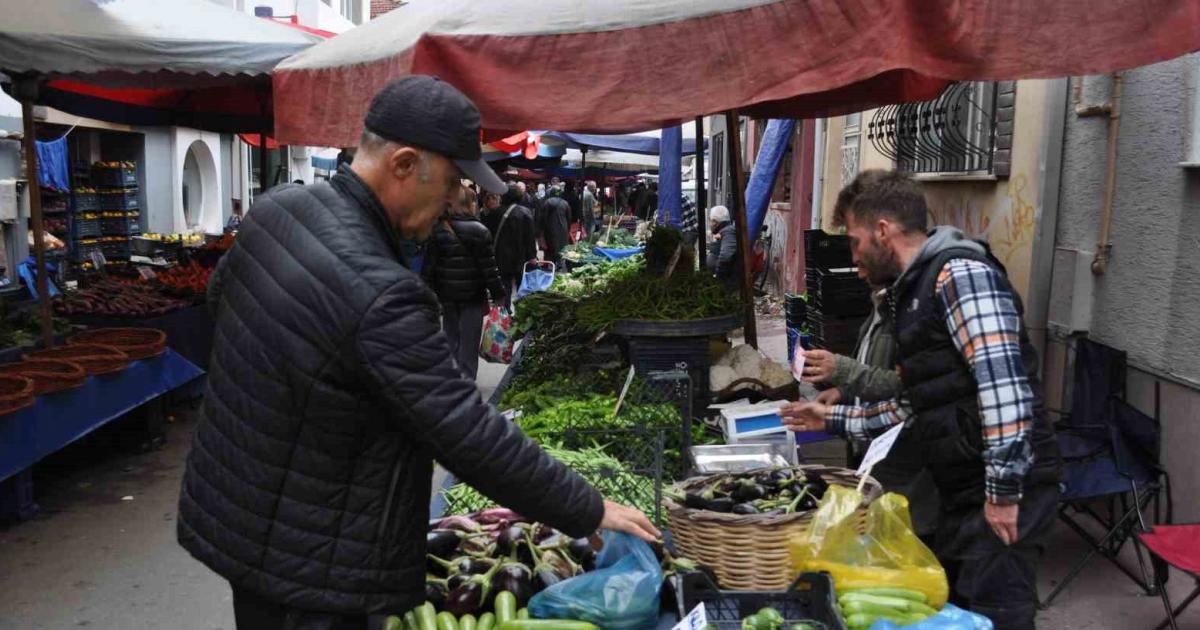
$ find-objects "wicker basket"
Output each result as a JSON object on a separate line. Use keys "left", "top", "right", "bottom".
{"left": 0, "top": 374, "right": 35, "bottom": 416}
{"left": 665, "top": 465, "right": 882, "bottom": 590}
{"left": 27, "top": 344, "right": 130, "bottom": 376}
{"left": 0, "top": 359, "right": 87, "bottom": 395}
{"left": 67, "top": 327, "right": 167, "bottom": 360}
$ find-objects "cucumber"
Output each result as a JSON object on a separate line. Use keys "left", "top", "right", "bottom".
{"left": 840, "top": 587, "right": 928, "bottom": 603}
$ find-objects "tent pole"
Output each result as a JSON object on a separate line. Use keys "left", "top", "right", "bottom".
{"left": 724, "top": 110, "right": 757, "bottom": 348}
{"left": 694, "top": 116, "right": 707, "bottom": 269}
{"left": 18, "top": 85, "right": 54, "bottom": 349}
{"left": 258, "top": 132, "right": 269, "bottom": 198}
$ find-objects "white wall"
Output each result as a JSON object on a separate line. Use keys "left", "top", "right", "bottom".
{"left": 171, "top": 129, "right": 224, "bottom": 234}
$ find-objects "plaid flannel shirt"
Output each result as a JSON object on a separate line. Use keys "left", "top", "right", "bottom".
{"left": 825, "top": 258, "right": 1036, "bottom": 504}
{"left": 680, "top": 196, "right": 700, "bottom": 234}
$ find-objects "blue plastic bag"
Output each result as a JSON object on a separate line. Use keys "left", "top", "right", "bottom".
{"left": 528, "top": 531, "right": 662, "bottom": 630}
{"left": 516, "top": 261, "right": 555, "bottom": 300}
{"left": 869, "top": 604, "right": 994, "bottom": 630}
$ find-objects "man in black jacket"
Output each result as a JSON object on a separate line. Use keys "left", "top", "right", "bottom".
{"left": 482, "top": 185, "right": 537, "bottom": 308}
{"left": 177, "top": 76, "right": 658, "bottom": 629}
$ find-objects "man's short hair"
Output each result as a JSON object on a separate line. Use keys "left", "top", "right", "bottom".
{"left": 501, "top": 183, "right": 524, "bottom": 206}
{"left": 833, "top": 169, "right": 928, "bottom": 234}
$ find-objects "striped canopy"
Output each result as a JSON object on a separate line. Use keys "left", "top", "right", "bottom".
{"left": 273, "top": 0, "right": 1200, "bottom": 147}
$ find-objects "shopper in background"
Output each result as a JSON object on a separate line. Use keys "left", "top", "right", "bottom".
{"left": 582, "top": 181, "right": 599, "bottom": 239}
{"left": 782, "top": 170, "right": 1060, "bottom": 630}
{"left": 541, "top": 185, "right": 572, "bottom": 269}
{"left": 483, "top": 184, "right": 538, "bottom": 307}
{"left": 679, "top": 193, "right": 700, "bottom": 250}
{"left": 178, "top": 76, "right": 658, "bottom": 630}
{"left": 424, "top": 184, "right": 506, "bottom": 380}
{"left": 706, "top": 204, "right": 739, "bottom": 289}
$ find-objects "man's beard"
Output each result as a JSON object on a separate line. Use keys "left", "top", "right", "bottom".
{"left": 860, "top": 236, "right": 902, "bottom": 286}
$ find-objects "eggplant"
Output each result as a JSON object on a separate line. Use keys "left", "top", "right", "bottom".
{"left": 425, "top": 580, "right": 448, "bottom": 608}
{"left": 566, "top": 537, "right": 596, "bottom": 569}
{"left": 496, "top": 524, "right": 527, "bottom": 556}
{"left": 453, "top": 556, "right": 496, "bottom": 576}
{"left": 684, "top": 493, "right": 709, "bottom": 510}
{"left": 427, "top": 529, "right": 461, "bottom": 560}
{"left": 799, "top": 495, "right": 819, "bottom": 511}
{"left": 491, "top": 563, "right": 535, "bottom": 607}
{"left": 804, "top": 473, "right": 830, "bottom": 498}
{"left": 444, "top": 582, "right": 485, "bottom": 617}
{"left": 768, "top": 469, "right": 794, "bottom": 485}
{"left": 731, "top": 483, "right": 767, "bottom": 502}
{"left": 531, "top": 523, "right": 557, "bottom": 543}
{"left": 707, "top": 497, "right": 734, "bottom": 513}
{"left": 448, "top": 573, "right": 470, "bottom": 590}
{"left": 732, "top": 502, "right": 760, "bottom": 515}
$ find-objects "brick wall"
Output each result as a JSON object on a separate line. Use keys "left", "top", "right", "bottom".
{"left": 370, "top": 0, "right": 401, "bottom": 19}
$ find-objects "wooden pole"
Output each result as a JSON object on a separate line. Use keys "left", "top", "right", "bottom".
{"left": 724, "top": 110, "right": 757, "bottom": 347}
{"left": 694, "top": 116, "right": 707, "bottom": 267}
{"left": 17, "top": 85, "right": 54, "bottom": 349}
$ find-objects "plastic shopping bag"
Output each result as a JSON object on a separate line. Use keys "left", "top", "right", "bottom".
{"left": 516, "top": 261, "right": 556, "bottom": 300}
{"left": 528, "top": 531, "right": 662, "bottom": 630}
{"left": 869, "top": 604, "right": 994, "bottom": 630}
{"left": 479, "top": 306, "right": 514, "bottom": 364}
{"left": 789, "top": 485, "right": 949, "bottom": 609}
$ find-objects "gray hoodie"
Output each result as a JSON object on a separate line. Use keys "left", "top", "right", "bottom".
{"left": 893, "top": 226, "right": 987, "bottom": 291}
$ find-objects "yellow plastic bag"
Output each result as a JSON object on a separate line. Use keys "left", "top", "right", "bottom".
{"left": 789, "top": 485, "right": 949, "bottom": 609}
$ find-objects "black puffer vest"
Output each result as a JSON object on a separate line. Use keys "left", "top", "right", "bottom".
{"left": 892, "top": 245, "right": 1060, "bottom": 508}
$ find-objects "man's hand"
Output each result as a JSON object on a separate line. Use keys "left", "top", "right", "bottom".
{"left": 815, "top": 388, "right": 843, "bottom": 406}
{"left": 984, "top": 501, "right": 1020, "bottom": 545}
{"left": 780, "top": 401, "right": 829, "bottom": 433}
{"left": 599, "top": 500, "right": 661, "bottom": 542}
{"left": 801, "top": 350, "right": 836, "bottom": 384}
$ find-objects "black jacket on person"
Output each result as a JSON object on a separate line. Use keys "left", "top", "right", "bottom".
{"left": 424, "top": 217, "right": 506, "bottom": 304}
{"left": 541, "top": 196, "right": 571, "bottom": 260}
{"left": 481, "top": 203, "right": 537, "bottom": 278}
{"left": 707, "top": 220, "right": 740, "bottom": 288}
{"left": 177, "top": 166, "right": 604, "bottom": 616}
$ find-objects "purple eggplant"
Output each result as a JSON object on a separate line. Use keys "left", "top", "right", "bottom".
{"left": 448, "top": 573, "right": 470, "bottom": 590}
{"left": 496, "top": 524, "right": 527, "bottom": 556}
{"left": 566, "top": 537, "right": 596, "bottom": 567}
{"left": 491, "top": 562, "right": 535, "bottom": 607}
{"left": 443, "top": 581, "right": 485, "bottom": 617}
{"left": 427, "top": 529, "right": 461, "bottom": 559}
{"left": 454, "top": 556, "right": 496, "bottom": 576}
{"left": 531, "top": 523, "right": 557, "bottom": 543}
{"left": 425, "top": 579, "right": 448, "bottom": 608}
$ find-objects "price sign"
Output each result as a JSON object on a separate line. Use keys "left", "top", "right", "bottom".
{"left": 671, "top": 603, "right": 709, "bottom": 630}
{"left": 137, "top": 266, "right": 157, "bottom": 281}
{"left": 89, "top": 250, "right": 106, "bottom": 270}
{"left": 856, "top": 422, "right": 905, "bottom": 487}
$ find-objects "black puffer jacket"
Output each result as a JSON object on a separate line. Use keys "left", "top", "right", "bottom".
{"left": 424, "top": 217, "right": 506, "bottom": 303}
{"left": 177, "top": 166, "right": 604, "bottom": 615}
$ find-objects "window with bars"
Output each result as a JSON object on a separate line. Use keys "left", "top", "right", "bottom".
{"left": 867, "top": 81, "right": 1015, "bottom": 176}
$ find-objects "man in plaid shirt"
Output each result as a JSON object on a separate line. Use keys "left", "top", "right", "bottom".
{"left": 784, "top": 171, "right": 1060, "bottom": 630}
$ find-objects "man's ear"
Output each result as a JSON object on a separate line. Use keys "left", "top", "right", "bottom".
{"left": 388, "top": 146, "right": 420, "bottom": 179}
{"left": 876, "top": 218, "right": 891, "bottom": 242}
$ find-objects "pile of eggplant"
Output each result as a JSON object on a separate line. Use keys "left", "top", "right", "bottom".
{"left": 426, "top": 509, "right": 598, "bottom": 617}
{"left": 674, "top": 469, "right": 831, "bottom": 515}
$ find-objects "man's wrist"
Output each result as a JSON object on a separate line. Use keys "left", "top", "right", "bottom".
{"left": 824, "top": 407, "right": 846, "bottom": 436}
{"left": 985, "top": 476, "right": 1024, "bottom": 505}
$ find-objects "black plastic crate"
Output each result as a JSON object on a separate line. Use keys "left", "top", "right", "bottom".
{"left": 674, "top": 572, "right": 846, "bottom": 630}
{"left": 71, "top": 239, "right": 102, "bottom": 263}
{"left": 100, "top": 240, "right": 131, "bottom": 260}
{"left": 70, "top": 216, "right": 102, "bottom": 239}
{"left": 627, "top": 336, "right": 711, "bottom": 373}
{"left": 805, "top": 229, "right": 854, "bottom": 270}
{"left": 72, "top": 191, "right": 100, "bottom": 213}
{"left": 91, "top": 163, "right": 137, "bottom": 188}
{"left": 100, "top": 215, "right": 141, "bottom": 236}
{"left": 98, "top": 189, "right": 139, "bottom": 210}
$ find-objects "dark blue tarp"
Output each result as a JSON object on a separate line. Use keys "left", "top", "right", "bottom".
{"left": 744, "top": 119, "right": 796, "bottom": 241}
{"left": 542, "top": 131, "right": 705, "bottom": 156}
{"left": 657, "top": 125, "right": 682, "bottom": 226}
{"left": 35, "top": 136, "right": 69, "bottom": 192}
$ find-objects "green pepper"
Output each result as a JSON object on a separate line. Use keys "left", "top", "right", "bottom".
{"left": 516, "top": 608, "right": 529, "bottom": 620}
{"left": 383, "top": 616, "right": 404, "bottom": 630}
{"left": 459, "top": 614, "right": 477, "bottom": 630}
{"left": 496, "top": 621, "right": 599, "bottom": 630}
{"left": 494, "top": 591, "right": 517, "bottom": 624}
{"left": 437, "top": 611, "right": 460, "bottom": 630}
{"left": 476, "top": 612, "right": 495, "bottom": 630}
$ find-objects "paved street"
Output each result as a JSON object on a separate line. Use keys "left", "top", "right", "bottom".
{"left": 0, "top": 338, "right": 1195, "bottom": 629}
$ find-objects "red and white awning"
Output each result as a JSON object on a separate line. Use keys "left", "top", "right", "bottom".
{"left": 273, "top": 0, "right": 1200, "bottom": 147}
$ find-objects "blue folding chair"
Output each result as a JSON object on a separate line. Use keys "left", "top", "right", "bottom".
{"left": 1040, "top": 338, "right": 1169, "bottom": 608}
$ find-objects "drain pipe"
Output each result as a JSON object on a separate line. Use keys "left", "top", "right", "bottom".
{"left": 1073, "top": 73, "right": 1124, "bottom": 275}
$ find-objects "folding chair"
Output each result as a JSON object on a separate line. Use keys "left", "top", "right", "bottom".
{"left": 1140, "top": 524, "right": 1200, "bottom": 630}
{"left": 1040, "top": 339, "right": 1168, "bottom": 608}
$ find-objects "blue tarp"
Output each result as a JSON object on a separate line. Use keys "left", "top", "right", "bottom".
{"left": 744, "top": 119, "right": 796, "bottom": 242}
{"left": 311, "top": 155, "right": 338, "bottom": 170}
{"left": 595, "top": 246, "right": 643, "bottom": 260}
{"left": 657, "top": 126, "right": 682, "bottom": 226}
{"left": 34, "top": 137, "right": 70, "bottom": 192}
{"left": 541, "top": 131, "right": 705, "bottom": 156}
{"left": 0, "top": 348, "right": 204, "bottom": 482}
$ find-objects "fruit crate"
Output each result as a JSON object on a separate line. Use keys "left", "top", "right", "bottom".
{"left": 804, "top": 229, "right": 854, "bottom": 270}
{"left": 91, "top": 163, "right": 137, "bottom": 188}
{"left": 100, "top": 214, "right": 141, "bottom": 236}
{"left": 99, "top": 240, "right": 131, "bottom": 260}
{"left": 72, "top": 191, "right": 100, "bottom": 213}
{"left": 71, "top": 238, "right": 102, "bottom": 263}
{"left": 673, "top": 571, "right": 847, "bottom": 630}
{"left": 98, "top": 189, "right": 139, "bottom": 211}
{"left": 70, "top": 216, "right": 102, "bottom": 240}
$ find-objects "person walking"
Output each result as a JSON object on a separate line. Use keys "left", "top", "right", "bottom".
{"left": 541, "top": 187, "right": 571, "bottom": 269}
{"left": 425, "top": 184, "right": 506, "bottom": 379}
{"left": 582, "top": 181, "right": 600, "bottom": 239}
{"left": 783, "top": 170, "right": 1060, "bottom": 630}
{"left": 178, "top": 76, "right": 658, "bottom": 630}
{"left": 481, "top": 184, "right": 537, "bottom": 308}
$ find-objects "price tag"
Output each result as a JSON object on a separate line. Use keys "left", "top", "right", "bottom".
{"left": 671, "top": 603, "right": 709, "bottom": 630}
{"left": 88, "top": 250, "right": 106, "bottom": 270}
{"left": 856, "top": 422, "right": 905, "bottom": 478}
{"left": 137, "top": 266, "right": 157, "bottom": 281}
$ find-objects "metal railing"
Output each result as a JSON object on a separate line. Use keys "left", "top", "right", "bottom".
{"left": 868, "top": 82, "right": 998, "bottom": 174}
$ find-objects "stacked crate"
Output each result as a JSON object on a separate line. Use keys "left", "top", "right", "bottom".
{"left": 803, "top": 230, "right": 871, "bottom": 356}
{"left": 91, "top": 162, "right": 140, "bottom": 263}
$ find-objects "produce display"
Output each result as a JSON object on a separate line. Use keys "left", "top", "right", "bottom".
{"left": 730, "top": 607, "right": 816, "bottom": 630}
{"left": 0, "top": 303, "right": 72, "bottom": 348}
{"left": 669, "top": 469, "right": 830, "bottom": 516}
{"left": 147, "top": 260, "right": 212, "bottom": 297}
{"left": 837, "top": 588, "right": 938, "bottom": 629}
{"left": 140, "top": 232, "right": 205, "bottom": 246}
{"left": 710, "top": 344, "right": 794, "bottom": 392}
{"left": 53, "top": 278, "right": 191, "bottom": 318}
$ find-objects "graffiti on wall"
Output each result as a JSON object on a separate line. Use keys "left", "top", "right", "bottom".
{"left": 924, "top": 174, "right": 1037, "bottom": 293}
